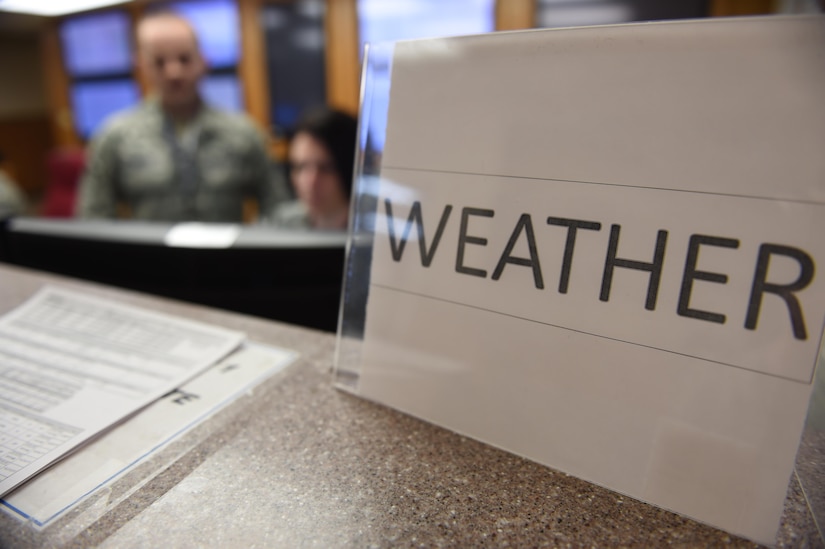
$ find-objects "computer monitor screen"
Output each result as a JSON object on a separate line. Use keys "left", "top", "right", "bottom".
{"left": 201, "top": 74, "right": 244, "bottom": 112}
{"left": 169, "top": 0, "right": 240, "bottom": 68}
{"left": 60, "top": 11, "right": 133, "bottom": 77}
{"left": 70, "top": 79, "right": 140, "bottom": 139}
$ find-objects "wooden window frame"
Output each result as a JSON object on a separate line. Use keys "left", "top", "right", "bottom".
{"left": 45, "top": 0, "right": 764, "bottom": 151}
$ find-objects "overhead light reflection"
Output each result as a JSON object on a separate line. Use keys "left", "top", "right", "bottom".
{"left": 0, "top": 0, "right": 131, "bottom": 17}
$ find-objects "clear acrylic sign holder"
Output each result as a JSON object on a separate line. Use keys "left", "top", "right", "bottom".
{"left": 334, "top": 22, "right": 825, "bottom": 546}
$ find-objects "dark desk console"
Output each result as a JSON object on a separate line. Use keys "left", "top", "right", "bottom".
{"left": 0, "top": 218, "right": 347, "bottom": 332}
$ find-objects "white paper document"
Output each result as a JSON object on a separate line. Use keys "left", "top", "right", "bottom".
{"left": 164, "top": 223, "right": 242, "bottom": 248}
{"left": 1, "top": 342, "right": 296, "bottom": 526}
{"left": 0, "top": 287, "right": 246, "bottom": 497}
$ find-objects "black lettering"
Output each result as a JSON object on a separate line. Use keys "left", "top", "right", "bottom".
{"left": 677, "top": 235, "right": 739, "bottom": 323}
{"left": 456, "top": 207, "right": 494, "bottom": 277}
{"left": 171, "top": 390, "right": 200, "bottom": 405}
{"left": 600, "top": 225, "right": 668, "bottom": 310}
{"left": 491, "top": 214, "right": 544, "bottom": 289}
{"left": 745, "top": 244, "right": 815, "bottom": 340}
{"left": 385, "top": 199, "right": 452, "bottom": 267}
{"left": 547, "top": 217, "right": 602, "bottom": 293}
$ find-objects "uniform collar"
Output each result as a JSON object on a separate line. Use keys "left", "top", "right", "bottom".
{"left": 143, "top": 95, "right": 221, "bottom": 137}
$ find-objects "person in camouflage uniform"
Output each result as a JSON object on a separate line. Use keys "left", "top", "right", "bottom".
{"left": 271, "top": 108, "right": 357, "bottom": 230}
{"left": 0, "top": 171, "right": 25, "bottom": 219}
{"left": 77, "top": 12, "right": 277, "bottom": 222}
{"left": 0, "top": 152, "right": 26, "bottom": 218}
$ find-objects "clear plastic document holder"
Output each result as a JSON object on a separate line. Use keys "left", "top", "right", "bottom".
{"left": 334, "top": 17, "right": 825, "bottom": 546}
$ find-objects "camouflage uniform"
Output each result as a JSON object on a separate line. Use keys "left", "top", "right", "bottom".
{"left": 0, "top": 169, "right": 25, "bottom": 218}
{"left": 77, "top": 99, "right": 280, "bottom": 222}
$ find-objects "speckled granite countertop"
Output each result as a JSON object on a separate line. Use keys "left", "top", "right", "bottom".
{"left": 0, "top": 264, "right": 821, "bottom": 548}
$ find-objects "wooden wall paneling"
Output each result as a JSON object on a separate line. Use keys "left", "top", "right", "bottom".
{"left": 238, "top": 0, "right": 272, "bottom": 133}
{"left": 496, "top": 0, "right": 536, "bottom": 31}
{"left": 40, "top": 20, "right": 80, "bottom": 148}
{"left": 325, "top": 0, "right": 360, "bottom": 116}
{"left": 129, "top": 2, "right": 151, "bottom": 96}
{"left": 0, "top": 116, "right": 53, "bottom": 198}
{"left": 710, "top": 0, "right": 777, "bottom": 15}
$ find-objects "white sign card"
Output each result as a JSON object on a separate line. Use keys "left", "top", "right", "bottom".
{"left": 349, "top": 16, "right": 825, "bottom": 546}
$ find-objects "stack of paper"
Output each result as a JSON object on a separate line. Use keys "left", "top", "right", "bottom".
{"left": 0, "top": 287, "right": 246, "bottom": 498}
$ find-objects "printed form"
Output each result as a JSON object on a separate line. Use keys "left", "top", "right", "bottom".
{"left": 0, "top": 287, "right": 245, "bottom": 496}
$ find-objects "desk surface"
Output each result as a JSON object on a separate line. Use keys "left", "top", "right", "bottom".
{"left": 0, "top": 264, "right": 821, "bottom": 548}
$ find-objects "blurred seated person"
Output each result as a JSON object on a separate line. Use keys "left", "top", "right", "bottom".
{"left": 77, "top": 12, "right": 276, "bottom": 222}
{"left": 271, "top": 108, "right": 357, "bottom": 230}
{"left": 0, "top": 152, "right": 26, "bottom": 218}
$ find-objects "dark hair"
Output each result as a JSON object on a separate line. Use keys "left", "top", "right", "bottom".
{"left": 291, "top": 108, "right": 358, "bottom": 197}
